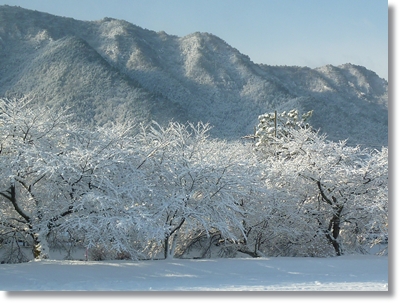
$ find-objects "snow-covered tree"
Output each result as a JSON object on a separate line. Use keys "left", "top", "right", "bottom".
{"left": 257, "top": 124, "right": 388, "bottom": 256}
{"left": 136, "top": 121, "right": 265, "bottom": 259}
{"left": 51, "top": 121, "right": 155, "bottom": 260}
{"left": 0, "top": 98, "right": 152, "bottom": 261}
{"left": 255, "top": 109, "right": 313, "bottom": 155}
{"left": 344, "top": 146, "right": 388, "bottom": 254}
{"left": 0, "top": 97, "right": 74, "bottom": 260}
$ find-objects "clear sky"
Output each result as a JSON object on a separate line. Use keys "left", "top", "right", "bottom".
{"left": 0, "top": 0, "right": 390, "bottom": 80}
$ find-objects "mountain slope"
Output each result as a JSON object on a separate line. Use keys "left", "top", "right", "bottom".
{"left": 0, "top": 5, "right": 388, "bottom": 146}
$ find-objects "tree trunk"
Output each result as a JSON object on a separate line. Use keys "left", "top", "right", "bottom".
{"left": 0, "top": 185, "right": 50, "bottom": 259}
{"left": 316, "top": 182, "right": 344, "bottom": 256}
{"left": 164, "top": 218, "right": 185, "bottom": 259}
{"left": 31, "top": 232, "right": 49, "bottom": 260}
{"left": 325, "top": 233, "right": 342, "bottom": 256}
{"left": 164, "top": 236, "right": 170, "bottom": 259}
{"left": 164, "top": 233, "right": 178, "bottom": 259}
{"left": 326, "top": 208, "right": 343, "bottom": 256}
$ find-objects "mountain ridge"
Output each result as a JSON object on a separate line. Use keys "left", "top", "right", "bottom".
{"left": 0, "top": 5, "right": 388, "bottom": 147}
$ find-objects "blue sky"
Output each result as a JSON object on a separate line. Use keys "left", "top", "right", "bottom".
{"left": 0, "top": 0, "right": 390, "bottom": 80}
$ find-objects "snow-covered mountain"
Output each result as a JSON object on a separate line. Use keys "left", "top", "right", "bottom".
{"left": 0, "top": 5, "right": 388, "bottom": 146}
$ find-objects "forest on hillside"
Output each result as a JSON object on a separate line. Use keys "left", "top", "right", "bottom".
{"left": 0, "top": 5, "right": 389, "bottom": 147}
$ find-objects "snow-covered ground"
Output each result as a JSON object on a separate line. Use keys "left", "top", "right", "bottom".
{"left": 0, "top": 255, "right": 388, "bottom": 291}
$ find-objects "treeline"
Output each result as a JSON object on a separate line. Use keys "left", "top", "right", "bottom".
{"left": 0, "top": 98, "right": 388, "bottom": 263}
